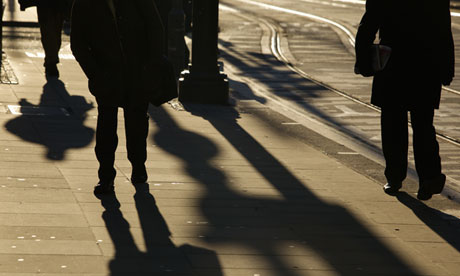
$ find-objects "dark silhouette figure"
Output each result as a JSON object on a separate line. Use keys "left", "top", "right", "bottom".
{"left": 71, "top": 0, "right": 165, "bottom": 194}
{"left": 18, "top": 0, "right": 72, "bottom": 77}
{"left": 355, "top": 0, "right": 455, "bottom": 200}
{"left": 149, "top": 105, "right": 421, "bottom": 275}
{"left": 5, "top": 79, "right": 94, "bottom": 160}
{"left": 98, "top": 184, "right": 222, "bottom": 275}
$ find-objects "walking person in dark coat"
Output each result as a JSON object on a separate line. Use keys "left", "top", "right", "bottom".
{"left": 355, "top": 0, "right": 455, "bottom": 200}
{"left": 71, "top": 0, "right": 165, "bottom": 194}
{"left": 18, "top": 0, "right": 72, "bottom": 78}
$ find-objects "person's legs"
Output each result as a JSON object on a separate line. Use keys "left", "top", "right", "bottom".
{"left": 36, "top": 5, "right": 64, "bottom": 77}
{"left": 123, "top": 103, "right": 149, "bottom": 184}
{"left": 410, "top": 108, "right": 445, "bottom": 200}
{"left": 381, "top": 107, "right": 408, "bottom": 193}
{"left": 95, "top": 105, "right": 119, "bottom": 190}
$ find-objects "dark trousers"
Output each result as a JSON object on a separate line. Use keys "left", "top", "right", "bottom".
{"left": 37, "top": 6, "right": 64, "bottom": 67}
{"left": 381, "top": 107, "right": 441, "bottom": 183}
{"left": 95, "top": 104, "right": 149, "bottom": 182}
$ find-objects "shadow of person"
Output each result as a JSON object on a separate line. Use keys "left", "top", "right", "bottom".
{"left": 396, "top": 192, "right": 460, "bottom": 252}
{"left": 217, "top": 43, "right": 383, "bottom": 154}
{"left": 150, "top": 104, "right": 420, "bottom": 275}
{"left": 98, "top": 183, "right": 223, "bottom": 275}
{"left": 4, "top": 78, "right": 94, "bottom": 160}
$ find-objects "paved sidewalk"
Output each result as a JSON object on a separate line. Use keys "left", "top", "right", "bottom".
{"left": 2, "top": 1, "right": 37, "bottom": 23}
{"left": 0, "top": 3, "right": 459, "bottom": 276}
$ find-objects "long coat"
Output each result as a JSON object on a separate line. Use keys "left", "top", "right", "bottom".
{"left": 355, "top": 0, "right": 455, "bottom": 109}
{"left": 70, "top": 0, "right": 165, "bottom": 107}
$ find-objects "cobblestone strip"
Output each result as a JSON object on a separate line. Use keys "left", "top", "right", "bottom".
{"left": 1, "top": 53, "right": 19, "bottom": 84}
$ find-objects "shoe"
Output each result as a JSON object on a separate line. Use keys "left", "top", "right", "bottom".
{"left": 383, "top": 181, "right": 402, "bottom": 195}
{"left": 417, "top": 174, "right": 446, "bottom": 201}
{"left": 131, "top": 165, "right": 148, "bottom": 184}
{"left": 45, "top": 64, "right": 59, "bottom": 78}
{"left": 94, "top": 181, "right": 114, "bottom": 195}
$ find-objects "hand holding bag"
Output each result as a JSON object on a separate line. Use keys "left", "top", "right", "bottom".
{"left": 141, "top": 55, "right": 178, "bottom": 107}
{"left": 355, "top": 44, "right": 392, "bottom": 76}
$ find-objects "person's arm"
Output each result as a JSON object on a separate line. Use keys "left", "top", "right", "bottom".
{"left": 70, "top": 0, "right": 100, "bottom": 80}
{"left": 355, "top": 0, "right": 381, "bottom": 77}
{"left": 441, "top": 0, "right": 455, "bottom": 85}
{"left": 150, "top": 0, "right": 166, "bottom": 56}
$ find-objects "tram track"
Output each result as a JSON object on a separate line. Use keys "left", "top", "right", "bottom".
{"left": 222, "top": 0, "right": 460, "bottom": 148}
{"left": 220, "top": 0, "right": 460, "bottom": 199}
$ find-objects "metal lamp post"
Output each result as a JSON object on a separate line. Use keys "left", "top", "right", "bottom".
{"left": 179, "top": 0, "right": 229, "bottom": 104}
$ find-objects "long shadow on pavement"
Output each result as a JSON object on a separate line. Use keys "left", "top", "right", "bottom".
{"left": 218, "top": 40, "right": 384, "bottom": 162}
{"left": 219, "top": 34, "right": 460, "bottom": 255}
{"left": 150, "top": 104, "right": 420, "bottom": 275}
{"left": 5, "top": 78, "right": 94, "bottom": 160}
{"left": 98, "top": 183, "right": 222, "bottom": 275}
{"left": 397, "top": 192, "right": 460, "bottom": 252}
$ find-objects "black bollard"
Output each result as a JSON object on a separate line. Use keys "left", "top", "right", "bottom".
{"left": 179, "top": 0, "right": 228, "bottom": 104}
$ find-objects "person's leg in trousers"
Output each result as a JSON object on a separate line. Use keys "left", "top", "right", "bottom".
{"left": 410, "top": 108, "right": 441, "bottom": 179}
{"left": 95, "top": 105, "right": 119, "bottom": 184}
{"left": 381, "top": 107, "right": 409, "bottom": 185}
{"left": 410, "top": 108, "right": 445, "bottom": 199}
{"left": 36, "top": 5, "right": 64, "bottom": 77}
{"left": 124, "top": 103, "right": 149, "bottom": 184}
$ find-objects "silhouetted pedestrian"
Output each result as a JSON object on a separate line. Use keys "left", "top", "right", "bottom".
{"left": 355, "top": 0, "right": 455, "bottom": 200}
{"left": 18, "top": 0, "right": 72, "bottom": 78}
{"left": 71, "top": 0, "right": 165, "bottom": 194}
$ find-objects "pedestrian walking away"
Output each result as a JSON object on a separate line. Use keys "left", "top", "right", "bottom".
{"left": 354, "top": 0, "right": 455, "bottom": 200}
{"left": 18, "top": 0, "right": 72, "bottom": 78}
{"left": 71, "top": 0, "right": 166, "bottom": 195}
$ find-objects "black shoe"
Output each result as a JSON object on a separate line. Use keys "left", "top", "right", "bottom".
{"left": 45, "top": 64, "right": 59, "bottom": 78}
{"left": 94, "top": 181, "right": 114, "bottom": 195}
{"left": 417, "top": 174, "right": 446, "bottom": 201}
{"left": 131, "top": 166, "right": 148, "bottom": 184}
{"left": 383, "top": 181, "right": 402, "bottom": 195}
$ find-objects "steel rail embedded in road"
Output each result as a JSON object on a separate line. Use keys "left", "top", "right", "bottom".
{"left": 221, "top": 0, "right": 460, "bottom": 149}
{"left": 232, "top": 0, "right": 357, "bottom": 46}
{"left": 232, "top": 0, "right": 460, "bottom": 96}
{"left": 220, "top": 1, "right": 460, "bottom": 199}
{"left": 226, "top": 0, "right": 460, "bottom": 124}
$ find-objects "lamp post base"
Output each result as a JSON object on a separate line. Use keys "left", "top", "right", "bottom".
{"left": 179, "top": 70, "right": 229, "bottom": 104}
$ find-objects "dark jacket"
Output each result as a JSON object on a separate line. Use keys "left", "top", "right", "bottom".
{"left": 355, "top": 0, "right": 455, "bottom": 109}
{"left": 70, "top": 0, "right": 165, "bottom": 107}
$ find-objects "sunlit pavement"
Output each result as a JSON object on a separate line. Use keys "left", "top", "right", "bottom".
{"left": 0, "top": 1, "right": 459, "bottom": 275}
